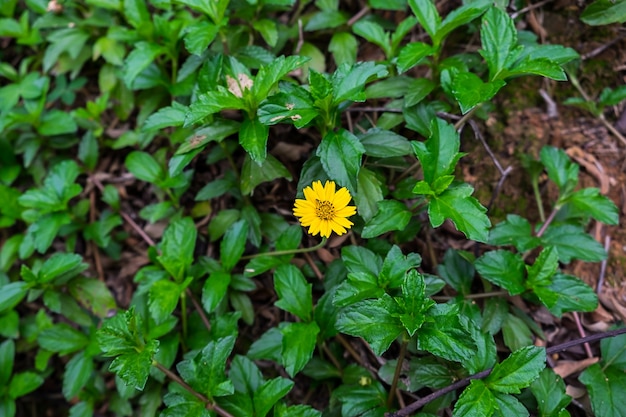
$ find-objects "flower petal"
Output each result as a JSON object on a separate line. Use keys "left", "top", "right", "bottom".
{"left": 311, "top": 181, "right": 325, "bottom": 200}
{"left": 332, "top": 215, "right": 354, "bottom": 228}
{"left": 303, "top": 185, "right": 318, "bottom": 202}
{"left": 308, "top": 217, "right": 321, "bottom": 236}
{"left": 319, "top": 220, "right": 332, "bottom": 238}
{"left": 335, "top": 205, "right": 357, "bottom": 218}
{"left": 329, "top": 220, "right": 347, "bottom": 236}
{"left": 323, "top": 181, "right": 336, "bottom": 202}
{"left": 332, "top": 187, "right": 352, "bottom": 209}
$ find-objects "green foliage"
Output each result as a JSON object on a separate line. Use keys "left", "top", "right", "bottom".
{"left": 0, "top": 0, "right": 621, "bottom": 416}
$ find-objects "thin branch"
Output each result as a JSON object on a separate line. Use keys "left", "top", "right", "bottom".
{"left": 387, "top": 327, "right": 626, "bottom": 417}
{"left": 154, "top": 362, "right": 235, "bottom": 417}
{"left": 535, "top": 208, "right": 558, "bottom": 238}
{"left": 186, "top": 288, "right": 211, "bottom": 332}
{"left": 597, "top": 235, "right": 611, "bottom": 293}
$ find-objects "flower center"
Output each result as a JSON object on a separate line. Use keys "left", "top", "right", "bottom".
{"left": 315, "top": 199, "right": 335, "bottom": 220}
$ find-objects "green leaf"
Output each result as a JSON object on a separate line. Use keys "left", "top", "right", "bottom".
{"left": 342, "top": 245, "right": 382, "bottom": 276}
{"left": 253, "top": 55, "right": 310, "bottom": 101}
{"left": 254, "top": 378, "right": 295, "bottom": 417}
{"left": 304, "top": 10, "right": 348, "bottom": 31}
{"left": 177, "top": 336, "right": 235, "bottom": 399}
{"left": 526, "top": 246, "right": 559, "bottom": 287}
{"left": 485, "top": 346, "right": 546, "bottom": 394}
{"left": 97, "top": 309, "right": 158, "bottom": 390}
{"left": 8, "top": 371, "right": 44, "bottom": 399}
{"left": 202, "top": 271, "right": 231, "bottom": 313}
{"left": 39, "top": 252, "right": 88, "bottom": 284}
{"left": 329, "top": 32, "right": 357, "bottom": 67}
{"left": 489, "top": 214, "right": 540, "bottom": 252}
{"left": 452, "top": 71, "right": 506, "bottom": 114}
{"left": 317, "top": 129, "right": 365, "bottom": 193}
{"left": 63, "top": 351, "right": 94, "bottom": 400}
{"left": 149, "top": 279, "right": 184, "bottom": 323}
{"left": 398, "top": 270, "right": 433, "bottom": 336}
{"left": 580, "top": 363, "right": 626, "bottom": 417}
{"left": 561, "top": 187, "right": 619, "bottom": 224}
{"left": 417, "top": 309, "right": 476, "bottom": 364}
{"left": 123, "top": 0, "right": 149, "bottom": 28}
{"left": 436, "top": 249, "right": 474, "bottom": 295}
{"left": 176, "top": 119, "right": 240, "bottom": 155}
{"left": 397, "top": 41, "right": 435, "bottom": 73}
{"left": 241, "top": 153, "right": 292, "bottom": 195}
{"left": 502, "top": 57, "right": 567, "bottom": 81}
{"left": 257, "top": 84, "right": 317, "bottom": 128}
{"left": 540, "top": 225, "right": 606, "bottom": 263}
{"left": 162, "top": 387, "right": 210, "bottom": 417}
{"left": 122, "top": 42, "right": 165, "bottom": 88}
{"left": 411, "top": 118, "right": 462, "bottom": 185}
{"left": 125, "top": 151, "right": 164, "bottom": 184}
{"left": 229, "top": 355, "right": 263, "bottom": 396}
{"left": 221, "top": 219, "right": 249, "bottom": 271}
{"left": 599, "top": 85, "right": 626, "bottom": 106}
{"left": 185, "top": 88, "right": 245, "bottom": 126}
{"left": 600, "top": 328, "right": 626, "bottom": 369}
{"left": 0, "top": 281, "right": 29, "bottom": 313}
{"left": 540, "top": 146, "right": 578, "bottom": 197}
{"left": 408, "top": 0, "right": 441, "bottom": 41}
{"left": 332, "top": 62, "right": 388, "bottom": 103}
{"left": 475, "top": 250, "right": 526, "bottom": 295}
{"left": 502, "top": 313, "right": 533, "bottom": 352}
{"left": 379, "top": 245, "right": 422, "bottom": 288}
{"left": 530, "top": 368, "right": 572, "bottom": 417}
{"left": 581, "top": 0, "right": 626, "bottom": 25}
{"left": 240, "top": 117, "right": 270, "bottom": 164}
{"left": 333, "top": 378, "right": 387, "bottom": 416}
{"left": 453, "top": 379, "right": 496, "bottom": 417}
{"left": 0, "top": 398, "right": 15, "bottom": 417}
{"left": 354, "top": 167, "right": 384, "bottom": 223}
{"left": 492, "top": 393, "right": 528, "bottom": 417}
{"left": 543, "top": 273, "right": 598, "bottom": 317}
{"left": 479, "top": 7, "right": 517, "bottom": 80}
{"left": 352, "top": 20, "right": 391, "bottom": 58}
{"left": 405, "top": 77, "right": 437, "bottom": 106}
{"left": 518, "top": 44, "right": 579, "bottom": 66}
{"left": 361, "top": 200, "right": 412, "bottom": 238}
{"left": 143, "top": 103, "right": 186, "bottom": 131}
{"left": 157, "top": 217, "right": 197, "bottom": 281}
{"left": 280, "top": 322, "right": 320, "bottom": 377}
{"left": 336, "top": 295, "right": 404, "bottom": 356}
{"left": 0, "top": 339, "right": 15, "bottom": 386}
{"left": 359, "top": 128, "right": 412, "bottom": 158}
{"left": 274, "top": 264, "right": 312, "bottom": 321}
{"left": 38, "top": 323, "right": 89, "bottom": 354}
{"left": 436, "top": 0, "right": 490, "bottom": 45}
{"left": 38, "top": 110, "right": 78, "bottom": 136}
{"left": 183, "top": 21, "right": 218, "bottom": 56}
{"left": 427, "top": 183, "right": 490, "bottom": 243}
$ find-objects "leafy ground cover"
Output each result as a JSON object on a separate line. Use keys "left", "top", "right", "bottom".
{"left": 1, "top": 0, "right": 626, "bottom": 416}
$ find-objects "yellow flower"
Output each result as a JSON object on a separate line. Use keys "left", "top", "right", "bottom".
{"left": 293, "top": 180, "right": 357, "bottom": 238}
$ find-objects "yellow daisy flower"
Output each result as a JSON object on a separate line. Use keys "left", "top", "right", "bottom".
{"left": 293, "top": 180, "right": 357, "bottom": 238}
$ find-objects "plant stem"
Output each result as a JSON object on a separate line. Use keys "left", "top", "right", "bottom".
{"left": 536, "top": 207, "right": 558, "bottom": 237}
{"left": 154, "top": 362, "right": 235, "bottom": 417}
{"left": 387, "top": 339, "right": 408, "bottom": 409}
{"left": 453, "top": 106, "right": 479, "bottom": 131}
{"left": 187, "top": 288, "right": 211, "bottom": 331}
{"left": 181, "top": 290, "right": 188, "bottom": 342}
{"left": 240, "top": 237, "right": 327, "bottom": 260}
{"left": 532, "top": 179, "right": 546, "bottom": 223}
